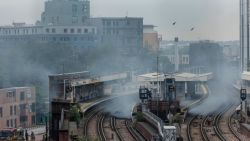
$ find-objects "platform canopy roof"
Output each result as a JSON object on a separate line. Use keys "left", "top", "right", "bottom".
{"left": 137, "top": 72, "right": 213, "bottom": 82}
{"left": 241, "top": 71, "right": 250, "bottom": 81}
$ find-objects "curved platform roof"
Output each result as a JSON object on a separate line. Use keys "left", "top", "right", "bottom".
{"left": 137, "top": 72, "right": 213, "bottom": 82}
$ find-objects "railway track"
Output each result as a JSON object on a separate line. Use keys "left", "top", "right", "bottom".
{"left": 114, "top": 117, "right": 141, "bottom": 141}
{"left": 83, "top": 108, "right": 101, "bottom": 136}
{"left": 187, "top": 115, "right": 209, "bottom": 141}
{"left": 201, "top": 115, "right": 209, "bottom": 141}
{"left": 214, "top": 107, "right": 227, "bottom": 141}
{"left": 228, "top": 111, "right": 241, "bottom": 141}
{"left": 213, "top": 103, "right": 244, "bottom": 141}
{"left": 187, "top": 104, "right": 242, "bottom": 141}
{"left": 84, "top": 108, "right": 143, "bottom": 141}
{"left": 82, "top": 94, "right": 142, "bottom": 141}
{"left": 125, "top": 120, "right": 144, "bottom": 141}
{"left": 84, "top": 109, "right": 103, "bottom": 140}
{"left": 98, "top": 114, "right": 107, "bottom": 141}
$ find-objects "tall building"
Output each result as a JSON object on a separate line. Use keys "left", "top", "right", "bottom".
{"left": 143, "top": 25, "right": 160, "bottom": 51}
{"left": 39, "top": 0, "right": 90, "bottom": 26}
{"left": 240, "top": 0, "right": 250, "bottom": 123}
{"left": 189, "top": 40, "right": 223, "bottom": 74}
{"left": 240, "top": 0, "right": 250, "bottom": 87}
{"left": 88, "top": 17, "right": 143, "bottom": 51}
{"left": 0, "top": 24, "right": 97, "bottom": 48}
{"left": 0, "top": 0, "right": 143, "bottom": 51}
{"left": 240, "top": 0, "right": 250, "bottom": 72}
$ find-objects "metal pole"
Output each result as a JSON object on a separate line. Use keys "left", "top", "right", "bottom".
{"left": 247, "top": 0, "right": 250, "bottom": 71}
{"left": 64, "top": 79, "right": 66, "bottom": 100}
{"left": 240, "top": 0, "right": 244, "bottom": 72}
{"left": 45, "top": 116, "right": 48, "bottom": 141}
{"left": 157, "top": 56, "right": 159, "bottom": 116}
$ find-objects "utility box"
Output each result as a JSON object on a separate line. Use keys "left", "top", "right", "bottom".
{"left": 163, "top": 126, "right": 176, "bottom": 141}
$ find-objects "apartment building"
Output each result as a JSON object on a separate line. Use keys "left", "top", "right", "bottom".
{"left": 0, "top": 87, "right": 36, "bottom": 128}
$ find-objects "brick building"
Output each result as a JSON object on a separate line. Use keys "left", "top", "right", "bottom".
{"left": 143, "top": 25, "right": 160, "bottom": 51}
{"left": 0, "top": 87, "right": 36, "bottom": 129}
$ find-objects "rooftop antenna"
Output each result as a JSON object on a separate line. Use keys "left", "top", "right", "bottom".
{"left": 156, "top": 45, "right": 160, "bottom": 116}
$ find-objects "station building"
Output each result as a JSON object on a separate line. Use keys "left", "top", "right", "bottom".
{"left": 0, "top": 87, "right": 36, "bottom": 129}
{"left": 137, "top": 72, "right": 213, "bottom": 100}
{"left": 137, "top": 72, "right": 212, "bottom": 120}
{"left": 49, "top": 71, "right": 131, "bottom": 140}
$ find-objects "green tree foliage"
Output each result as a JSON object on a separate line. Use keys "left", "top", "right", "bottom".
{"left": 173, "top": 113, "right": 183, "bottom": 124}
{"left": 135, "top": 112, "right": 144, "bottom": 122}
{"left": 70, "top": 105, "right": 81, "bottom": 125}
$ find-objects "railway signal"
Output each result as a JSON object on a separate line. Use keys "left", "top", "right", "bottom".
{"left": 240, "top": 88, "right": 247, "bottom": 101}
{"left": 139, "top": 87, "right": 152, "bottom": 101}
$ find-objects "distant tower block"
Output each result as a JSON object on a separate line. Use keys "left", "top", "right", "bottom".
{"left": 174, "top": 37, "right": 179, "bottom": 72}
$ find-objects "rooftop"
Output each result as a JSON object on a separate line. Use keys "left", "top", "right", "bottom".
{"left": 137, "top": 72, "right": 213, "bottom": 82}
{"left": 0, "top": 87, "right": 32, "bottom": 91}
{"left": 49, "top": 71, "right": 89, "bottom": 77}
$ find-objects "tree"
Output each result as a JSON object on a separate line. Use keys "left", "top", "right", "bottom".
{"left": 70, "top": 105, "right": 81, "bottom": 125}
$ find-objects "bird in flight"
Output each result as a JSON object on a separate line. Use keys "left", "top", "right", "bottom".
{"left": 190, "top": 27, "right": 195, "bottom": 31}
{"left": 172, "top": 22, "right": 176, "bottom": 25}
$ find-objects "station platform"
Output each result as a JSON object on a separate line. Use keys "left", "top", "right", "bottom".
{"left": 79, "top": 95, "right": 110, "bottom": 111}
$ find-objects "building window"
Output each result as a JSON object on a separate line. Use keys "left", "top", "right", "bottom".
{"left": 46, "top": 28, "right": 50, "bottom": 33}
{"left": 72, "top": 4, "right": 77, "bottom": 16}
{"left": 107, "top": 21, "right": 111, "bottom": 26}
{"left": 10, "top": 106, "right": 13, "bottom": 116}
{"left": 6, "top": 120, "right": 9, "bottom": 127}
{"left": 70, "top": 28, "right": 75, "bottom": 33}
{"left": 84, "top": 28, "right": 88, "bottom": 33}
{"left": 82, "top": 4, "right": 86, "bottom": 12}
{"left": 20, "top": 92, "right": 25, "bottom": 101}
{"left": 7, "top": 91, "right": 16, "bottom": 98}
{"left": 10, "top": 119, "right": 13, "bottom": 127}
{"left": 127, "top": 20, "right": 130, "bottom": 25}
{"left": 31, "top": 103, "right": 35, "bottom": 113}
{"left": 52, "top": 28, "right": 56, "bottom": 33}
{"left": 82, "top": 16, "right": 85, "bottom": 23}
{"left": 77, "top": 28, "right": 82, "bottom": 33}
{"left": 20, "top": 116, "right": 27, "bottom": 123}
{"left": 64, "top": 28, "right": 68, "bottom": 33}
{"left": 14, "top": 105, "right": 16, "bottom": 115}
{"left": 0, "top": 107, "right": 2, "bottom": 117}
{"left": 72, "top": 16, "right": 78, "bottom": 24}
{"left": 14, "top": 119, "right": 16, "bottom": 128}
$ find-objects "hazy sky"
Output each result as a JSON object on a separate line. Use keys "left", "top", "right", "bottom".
{"left": 0, "top": 0, "right": 239, "bottom": 41}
